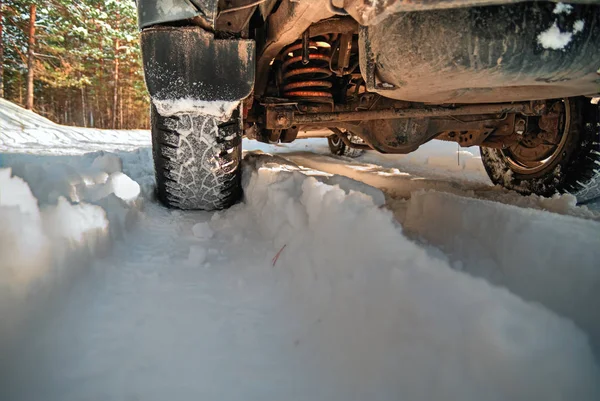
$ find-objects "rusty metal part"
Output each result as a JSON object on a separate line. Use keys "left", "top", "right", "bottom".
{"left": 260, "top": 124, "right": 299, "bottom": 144}
{"left": 263, "top": 99, "right": 533, "bottom": 154}
{"left": 292, "top": 103, "right": 533, "bottom": 126}
{"left": 514, "top": 118, "right": 527, "bottom": 135}
{"left": 302, "top": 29, "right": 310, "bottom": 65}
{"left": 282, "top": 54, "right": 331, "bottom": 71}
{"left": 282, "top": 67, "right": 331, "bottom": 80}
{"left": 305, "top": 16, "right": 358, "bottom": 37}
{"left": 280, "top": 41, "right": 328, "bottom": 58}
{"left": 436, "top": 129, "right": 494, "bottom": 147}
{"left": 281, "top": 38, "right": 333, "bottom": 106}
{"left": 285, "top": 91, "right": 333, "bottom": 98}
{"left": 538, "top": 106, "right": 562, "bottom": 142}
{"left": 280, "top": 126, "right": 300, "bottom": 143}
{"left": 337, "top": 33, "right": 353, "bottom": 74}
{"left": 266, "top": 107, "right": 294, "bottom": 129}
{"left": 331, "top": 122, "right": 405, "bottom": 153}
{"left": 327, "top": 0, "right": 350, "bottom": 15}
{"left": 339, "top": 113, "right": 517, "bottom": 154}
{"left": 268, "top": 128, "right": 282, "bottom": 142}
{"left": 435, "top": 114, "right": 516, "bottom": 147}
{"left": 264, "top": 101, "right": 534, "bottom": 130}
{"left": 283, "top": 81, "right": 332, "bottom": 91}
{"left": 502, "top": 100, "right": 568, "bottom": 171}
{"left": 298, "top": 102, "right": 337, "bottom": 113}
{"left": 256, "top": 6, "right": 356, "bottom": 96}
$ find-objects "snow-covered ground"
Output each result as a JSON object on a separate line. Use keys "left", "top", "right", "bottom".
{"left": 1, "top": 98, "right": 600, "bottom": 400}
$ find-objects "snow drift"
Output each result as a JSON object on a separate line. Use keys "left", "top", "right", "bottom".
{"left": 0, "top": 98, "right": 149, "bottom": 155}
{"left": 0, "top": 149, "right": 147, "bottom": 356}
{"left": 211, "top": 154, "right": 600, "bottom": 400}
{"left": 402, "top": 189, "right": 600, "bottom": 355}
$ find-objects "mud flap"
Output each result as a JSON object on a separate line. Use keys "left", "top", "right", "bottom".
{"left": 140, "top": 26, "right": 255, "bottom": 107}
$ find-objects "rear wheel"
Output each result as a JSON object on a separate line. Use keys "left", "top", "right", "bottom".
{"left": 327, "top": 133, "right": 365, "bottom": 158}
{"left": 480, "top": 97, "right": 600, "bottom": 203}
{"left": 151, "top": 106, "right": 242, "bottom": 210}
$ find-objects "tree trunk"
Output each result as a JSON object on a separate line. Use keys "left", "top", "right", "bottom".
{"left": 81, "top": 86, "right": 87, "bottom": 127}
{"left": 126, "top": 66, "right": 132, "bottom": 129}
{"left": 25, "top": 4, "right": 36, "bottom": 110}
{"left": 112, "top": 38, "right": 119, "bottom": 129}
{"left": 119, "top": 86, "right": 123, "bottom": 129}
{"left": 0, "top": 0, "right": 4, "bottom": 98}
{"left": 95, "top": 90, "right": 100, "bottom": 128}
{"left": 18, "top": 73, "right": 22, "bottom": 104}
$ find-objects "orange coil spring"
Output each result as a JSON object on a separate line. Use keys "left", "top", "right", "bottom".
{"left": 281, "top": 41, "right": 333, "bottom": 105}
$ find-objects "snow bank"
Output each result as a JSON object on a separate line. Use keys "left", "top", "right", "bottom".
{"left": 245, "top": 152, "right": 387, "bottom": 206}
{"left": 211, "top": 154, "right": 600, "bottom": 400}
{"left": 402, "top": 189, "right": 600, "bottom": 356}
{"left": 0, "top": 151, "right": 144, "bottom": 354}
{"left": 0, "top": 99, "right": 150, "bottom": 155}
{"left": 281, "top": 146, "right": 600, "bottom": 221}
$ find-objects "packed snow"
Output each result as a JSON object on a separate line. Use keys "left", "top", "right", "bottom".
{"left": 553, "top": 2, "right": 573, "bottom": 15}
{"left": 152, "top": 97, "right": 240, "bottom": 119}
{"left": 1, "top": 98, "right": 600, "bottom": 400}
{"left": 537, "top": 3, "right": 585, "bottom": 50}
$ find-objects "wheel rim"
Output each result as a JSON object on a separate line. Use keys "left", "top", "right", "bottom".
{"left": 502, "top": 99, "right": 571, "bottom": 175}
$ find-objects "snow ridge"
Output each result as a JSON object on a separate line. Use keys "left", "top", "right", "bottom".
{"left": 210, "top": 154, "right": 600, "bottom": 400}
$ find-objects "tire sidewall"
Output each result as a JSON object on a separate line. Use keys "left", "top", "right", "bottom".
{"left": 328, "top": 135, "right": 346, "bottom": 155}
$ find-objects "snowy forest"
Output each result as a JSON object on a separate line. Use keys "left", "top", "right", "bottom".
{"left": 0, "top": 0, "right": 149, "bottom": 129}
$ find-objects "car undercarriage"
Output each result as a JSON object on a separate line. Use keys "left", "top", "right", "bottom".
{"left": 136, "top": 0, "right": 600, "bottom": 209}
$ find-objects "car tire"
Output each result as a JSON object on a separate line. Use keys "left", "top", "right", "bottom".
{"left": 327, "top": 134, "right": 364, "bottom": 158}
{"left": 151, "top": 105, "right": 242, "bottom": 210}
{"left": 480, "top": 97, "right": 600, "bottom": 203}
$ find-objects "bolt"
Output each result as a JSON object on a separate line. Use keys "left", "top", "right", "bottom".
{"left": 515, "top": 119, "right": 526, "bottom": 135}
{"left": 276, "top": 113, "right": 288, "bottom": 127}
{"left": 531, "top": 100, "right": 546, "bottom": 114}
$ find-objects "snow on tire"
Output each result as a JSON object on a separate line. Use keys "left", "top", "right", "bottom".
{"left": 151, "top": 106, "right": 242, "bottom": 210}
{"left": 480, "top": 97, "right": 600, "bottom": 203}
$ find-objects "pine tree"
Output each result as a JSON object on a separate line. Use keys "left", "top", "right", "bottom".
{"left": 0, "top": 0, "right": 149, "bottom": 128}
{"left": 25, "top": 3, "right": 35, "bottom": 110}
{"left": 0, "top": 0, "right": 5, "bottom": 98}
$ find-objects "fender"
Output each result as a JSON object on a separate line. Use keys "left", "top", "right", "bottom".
{"left": 136, "top": 0, "right": 218, "bottom": 29}
{"left": 140, "top": 26, "right": 255, "bottom": 111}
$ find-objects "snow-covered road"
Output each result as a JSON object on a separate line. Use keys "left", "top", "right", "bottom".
{"left": 1, "top": 99, "right": 600, "bottom": 400}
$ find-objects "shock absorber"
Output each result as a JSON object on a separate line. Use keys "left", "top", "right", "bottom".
{"left": 280, "top": 33, "right": 333, "bottom": 108}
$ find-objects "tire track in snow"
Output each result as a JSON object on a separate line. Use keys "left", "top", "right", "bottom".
{"left": 277, "top": 150, "right": 600, "bottom": 357}
{"left": 402, "top": 190, "right": 600, "bottom": 358}
{"left": 4, "top": 201, "right": 307, "bottom": 401}
{"left": 3, "top": 151, "right": 600, "bottom": 401}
